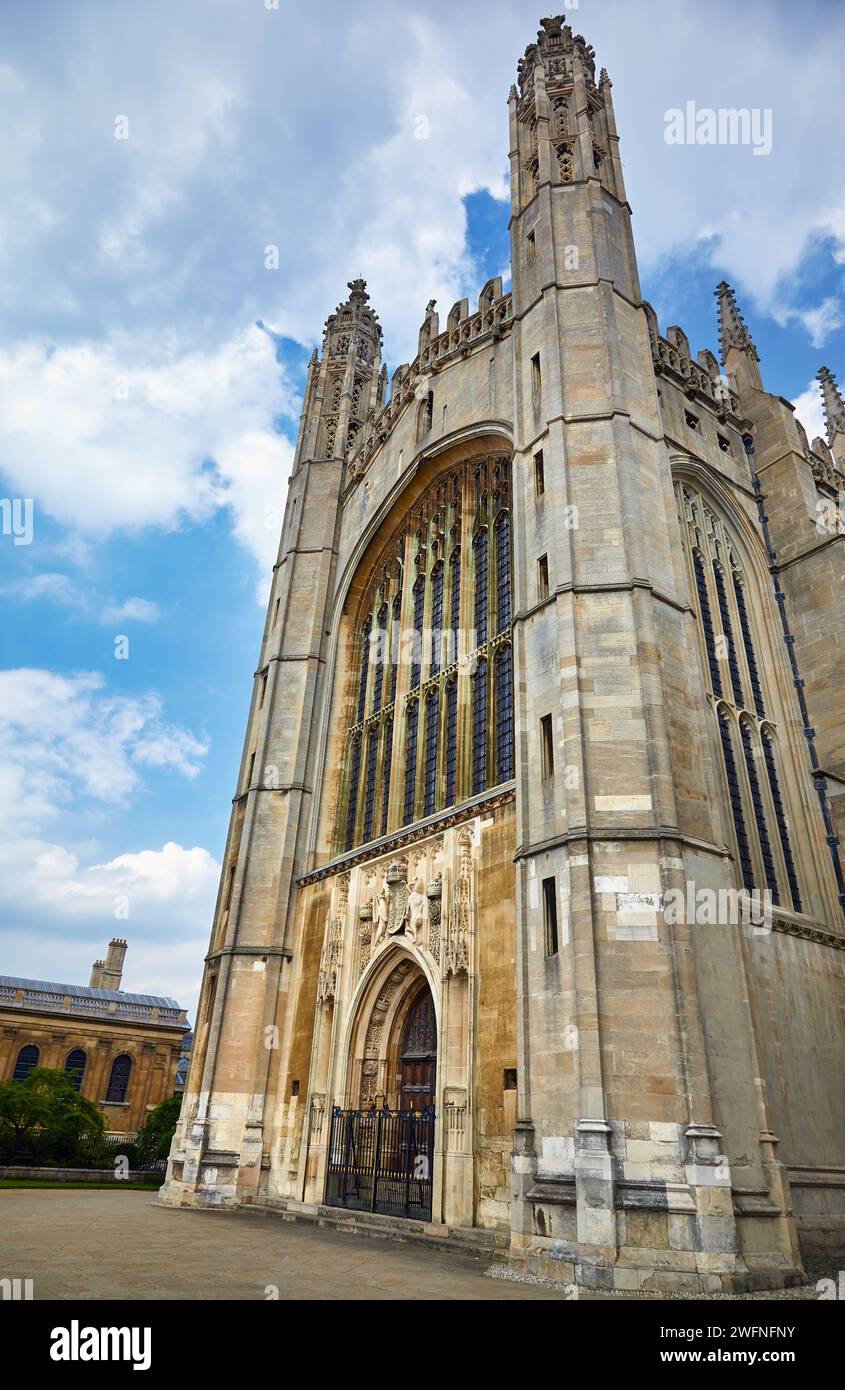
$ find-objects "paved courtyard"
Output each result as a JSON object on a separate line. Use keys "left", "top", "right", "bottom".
{"left": 0, "top": 1190, "right": 577, "bottom": 1301}
{"left": 1, "top": 1190, "right": 824, "bottom": 1301}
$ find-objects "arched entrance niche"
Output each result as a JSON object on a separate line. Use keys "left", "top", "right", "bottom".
{"left": 343, "top": 946, "right": 438, "bottom": 1111}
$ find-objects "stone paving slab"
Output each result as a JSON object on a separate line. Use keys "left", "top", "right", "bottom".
{"left": 0, "top": 1191, "right": 576, "bottom": 1301}
{"left": 0, "top": 1191, "right": 823, "bottom": 1300}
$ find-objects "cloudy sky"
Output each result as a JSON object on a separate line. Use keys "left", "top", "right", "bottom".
{"left": 1, "top": 0, "right": 843, "bottom": 1021}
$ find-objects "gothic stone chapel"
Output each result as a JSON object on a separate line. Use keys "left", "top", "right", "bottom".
{"left": 162, "top": 15, "right": 845, "bottom": 1292}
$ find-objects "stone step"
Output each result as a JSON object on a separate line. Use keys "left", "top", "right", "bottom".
{"left": 239, "top": 1195, "right": 509, "bottom": 1260}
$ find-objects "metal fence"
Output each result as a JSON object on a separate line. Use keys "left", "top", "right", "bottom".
{"left": 325, "top": 1106, "right": 435, "bottom": 1221}
{"left": 0, "top": 1128, "right": 167, "bottom": 1176}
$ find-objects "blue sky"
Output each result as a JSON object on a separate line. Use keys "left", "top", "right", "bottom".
{"left": 1, "top": 0, "right": 843, "bottom": 1021}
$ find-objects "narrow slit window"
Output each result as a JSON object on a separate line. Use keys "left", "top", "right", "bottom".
{"left": 543, "top": 877, "right": 559, "bottom": 956}
{"left": 538, "top": 554, "right": 550, "bottom": 602}
{"left": 527, "top": 229, "right": 537, "bottom": 263}
{"left": 534, "top": 450, "right": 545, "bottom": 497}
{"left": 531, "top": 352, "right": 542, "bottom": 399}
{"left": 541, "top": 714, "right": 554, "bottom": 779}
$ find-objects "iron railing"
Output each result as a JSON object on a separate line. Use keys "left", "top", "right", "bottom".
{"left": 325, "top": 1106, "right": 435, "bottom": 1221}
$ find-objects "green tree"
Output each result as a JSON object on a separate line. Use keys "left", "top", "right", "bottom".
{"left": 133, "top": 1094, "right": 182, "bottom": 1162}
{"left": 0, "top": 1068, "right": 104, "bottom": 1162}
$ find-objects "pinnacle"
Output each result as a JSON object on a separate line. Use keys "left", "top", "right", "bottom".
{"left": 818, "top": 365, "right": 845, "bottom": 444}
{"left": 715, "top": 281, "right": 760, "bottom": 365}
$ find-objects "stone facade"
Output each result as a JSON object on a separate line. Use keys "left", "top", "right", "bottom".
{"left": 161, "top": 15, "right": 845, "bottom": 1291}
{"left": 1, "top": 940, "right": 190, "bottom": 1135}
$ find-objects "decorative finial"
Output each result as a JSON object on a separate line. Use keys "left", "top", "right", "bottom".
{"left": 715, "top": 281, "right": 760, "bottom": 365}
{"left": 347, "top": 277, "right": 369, "bottom": 303}
{"left": 818, "top": 366, "right": 845, "bottom": 444}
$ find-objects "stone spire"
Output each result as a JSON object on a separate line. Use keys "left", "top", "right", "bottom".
{"left": 715, "top": 281, "right": 760, "bottom": 364}
{"left": 818, "top": 366, "right": 845, "bottom": 453}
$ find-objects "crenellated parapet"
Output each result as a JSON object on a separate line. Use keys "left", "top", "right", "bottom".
{"left": 343, "top": 279, "right": 514, "bottom": 489}
{"left": 645, "top": 299, "right": 741, "bottom": 418}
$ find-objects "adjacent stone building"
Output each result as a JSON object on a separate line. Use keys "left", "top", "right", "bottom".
{"left": 162, "top": 15, "right": 845, "bottom": 1291}
{"left": 0, "top": 939, "right": 190, "bottom": 1135}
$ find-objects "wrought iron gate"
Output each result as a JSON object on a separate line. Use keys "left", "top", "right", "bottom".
{"left": 325, "top": 1106, "right": 435, "bottom": 1221}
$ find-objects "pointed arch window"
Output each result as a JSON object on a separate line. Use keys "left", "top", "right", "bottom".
{"left": 718, "top": 710, "right": 754, "bottom": 892}
{"left": 411, "top": 577, "right": 425, "bottom": 689}
{"left": 423, "top": 688, "right": 440, "bottom": 818}
{"left": 449, "top": 546, "right": 461, "bottom": 665}
{"left": 474, "top": 529, "right": 488, "bottom": 647}
{"left": 106, "top": 1054, "right": 132, "bottom": 1104}
{"left": 445, "top": 678, "right": 458, "bottom": 808}
{"left": 403, "top": 701, "right": 419, "bottom": 824}
{"left": 495, "top": 511, "right": 511, "bottom": 634}
{"left": 472, "top": 658, "right": 489, "bottom": 795}
{"left": 389, "top": 593, "right": 401, "bottom": 704}
{"left": 338, "top": 454, "right": 511, "bottom": 852}
{"left": 762, "top": 731, "right": 802, "bottom": 911}
{"left": 13, "top": 1044, "right": 39, "bottom": 1082}
{"left": 362, "top": 725, "right": 379, "bottom": 844}
{"left": 65, "top": 1049, "right": 87, "bottom": 1093}
{"left": 430, "top": 561, "right": 444, "bottom": 675}
{"left": 356, "top": 618, "right": 372, "bottom": 724}
{"left": 495, "top": 644, "right": 514, "bottom": 782}
{"left": 345, "top": 733, "right": 362, "bottom": 849}
{"left": 372, "top": 604, "right": 388, "bottom": 713}
{"left": 380, "top": 714, "right": 393, "bottom": 838}
{"left": 714, "top": 563, "right": 744, "bottom": 708}
{"left": 693, "top": 550, "right": 722, "bottom": 696}
{"left": 734, "top": 576, "right": 765, "bottom": 717}
{"left": 740, "top": 721, "right": 779, "bottom": 901}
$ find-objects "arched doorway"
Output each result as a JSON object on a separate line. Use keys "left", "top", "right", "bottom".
{"left": 397, "top": 985, "right": 437, "bottom": 1110}
{"left": 325, "top": 959, "right": 437, "bottom": 1220}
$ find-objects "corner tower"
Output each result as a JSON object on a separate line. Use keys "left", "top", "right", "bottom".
{"left": 506, "top": 15, "right": 804, "bottom": 1289}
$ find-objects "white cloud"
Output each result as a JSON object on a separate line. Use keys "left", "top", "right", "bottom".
{"left": 0, "top": 669, "right": 217, "bottom": 1019}
{"left": 6, "top": 572, "right": 161, "bottom": 624}
{"left": 792, "top": 378, "right": 826, "bottom": 445}
{"left": 0, "top": 324, "right": 296, "bottom": 583}
{"left": 0, "top": 668, "right": 209, "bottom": 829}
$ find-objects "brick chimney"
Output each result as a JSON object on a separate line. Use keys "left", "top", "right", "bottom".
{"left": 96, "top": 938, "right": 127, "bottom": 992}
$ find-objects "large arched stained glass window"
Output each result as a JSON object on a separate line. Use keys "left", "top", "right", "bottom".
{"left": 678, "top": 482, "right": 805, "bottom": 911}
{"left": 337, "top": 454, "right": 512, "bottom": 853}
